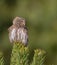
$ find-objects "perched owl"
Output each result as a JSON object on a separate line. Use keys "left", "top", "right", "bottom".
{"left": 8, "top": 17, "right": 28, "bottom": 45}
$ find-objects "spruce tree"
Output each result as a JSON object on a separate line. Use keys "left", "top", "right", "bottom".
{"left": 0, "top": 52, "right": 4, "bottom": 65}
{"left": 31, "top": 49, "right": 46, "bottom": 65}
{"left": 10, "top": 42, "right": 29, "bottom": 65}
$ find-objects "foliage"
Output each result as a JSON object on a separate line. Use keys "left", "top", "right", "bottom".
{"left": 31, "top": 49, "right": 46, "bottom": 65}
{"left": 10, "top": 42, "right": 46, "bottom": 65}
{"left": 10, "top": 42, "right": 29, "bottom": 65}
{"left": 0, "top": 52, "right": 4, "bottom": 65}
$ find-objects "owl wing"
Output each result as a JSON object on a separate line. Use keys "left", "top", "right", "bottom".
{"left": 9, "top": 28, "right": 17, "bottom": 43}
{"left": 21, "top": 28, "right": 28, "bottom": 45}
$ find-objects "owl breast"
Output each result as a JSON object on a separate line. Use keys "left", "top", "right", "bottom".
{"left": 17, "top": 28, "right": 28, "bottom": 45}
{"left": 17, "top": 28, "right": 22, "bottom": 42}
{"left": 9, "top": 28, "right": 16, "bottom": 43}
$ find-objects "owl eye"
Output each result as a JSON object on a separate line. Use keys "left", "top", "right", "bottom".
{"left": 23, "top": 20, "right": 25, "bottom": 25}
{"left": 21, "top": 21, "right": 25, "bottom": 25}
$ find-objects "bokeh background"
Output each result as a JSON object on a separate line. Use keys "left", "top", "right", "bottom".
{"left": 0, "top": 0, "right": 57, "bottom": 65}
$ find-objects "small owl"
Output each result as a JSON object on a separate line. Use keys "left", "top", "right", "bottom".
{"left": 8, "top": 17, "right": 28, "bottom": 45}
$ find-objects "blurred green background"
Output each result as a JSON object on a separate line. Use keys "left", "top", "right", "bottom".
{"left": 0, "top": 0, "right": 57, "bottom": 65}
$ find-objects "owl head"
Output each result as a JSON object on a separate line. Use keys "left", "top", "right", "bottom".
{"left": 13, "top": 17, "right": 25, "bottom": 27}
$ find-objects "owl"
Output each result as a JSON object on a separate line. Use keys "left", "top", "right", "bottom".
{"left": 8, "top": 17, "right": 28, "bottom": 45}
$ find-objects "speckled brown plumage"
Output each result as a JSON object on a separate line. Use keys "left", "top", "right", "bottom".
{"left": 8, "top": 17, "right": 28, "bottom": 45}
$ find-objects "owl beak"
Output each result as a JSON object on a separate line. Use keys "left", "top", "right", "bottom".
{"left": 23, "top": 20, "right": 25, "bottom": 26}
